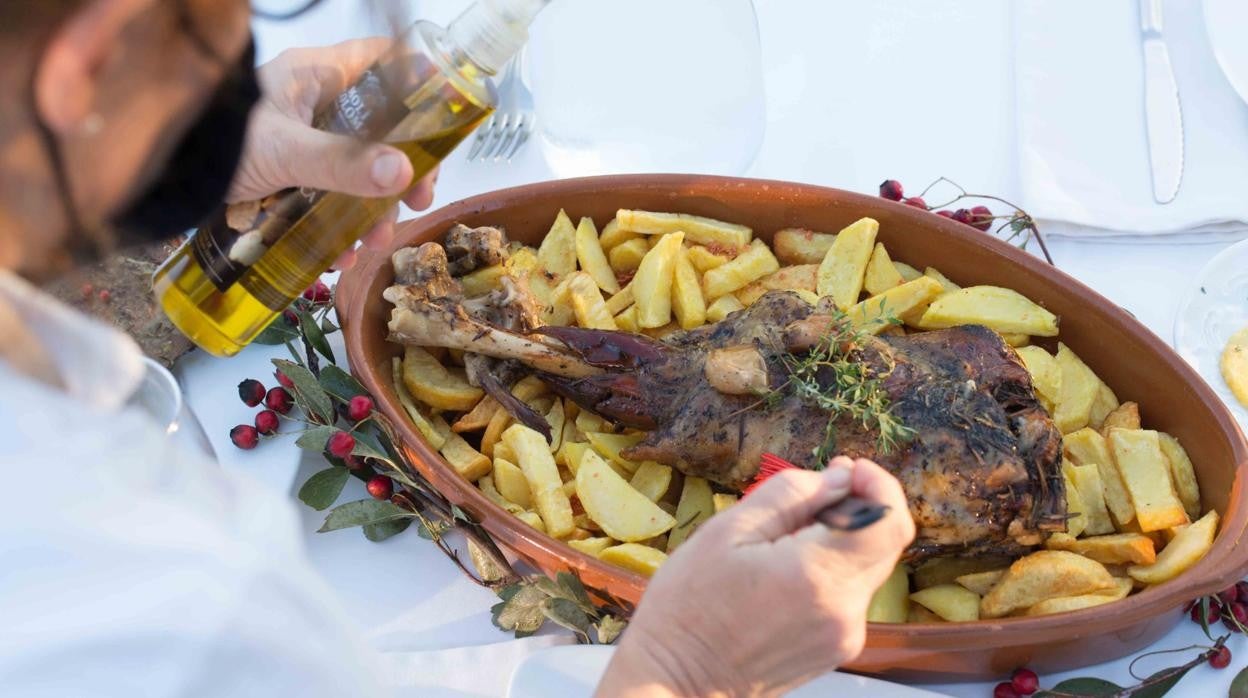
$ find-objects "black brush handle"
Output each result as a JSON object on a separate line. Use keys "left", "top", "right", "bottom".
{"left": 815, "top": 496, "right": 890, "bottom": 531}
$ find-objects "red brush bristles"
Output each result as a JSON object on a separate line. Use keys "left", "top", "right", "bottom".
{"left": 743, "top": 452, "right": 801, "bottom": 496}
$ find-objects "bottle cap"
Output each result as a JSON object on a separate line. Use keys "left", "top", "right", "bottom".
{"left": 448, "top": 0, "right": 550, "bottom": 75}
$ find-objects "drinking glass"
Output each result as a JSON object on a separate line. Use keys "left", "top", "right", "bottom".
{"left": 525, "top": 0, "right": 766, "bottom": 178}
{"left": 125, "top": 357, "right": 218, "bottom": 460}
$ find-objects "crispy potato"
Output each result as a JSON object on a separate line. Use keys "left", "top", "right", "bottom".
{"left": 391, "top": 357, "right": 446, "bottom": 449}
{"left": 493, "top": 458, "right": 533, "bottom": 508}
{"left": 706, "top": 294, "right": 745, "bottom": 323}
{"left": 1016, "top": 346, "right": 1061, "bottom": 411}
{"left": 544, "top": 399, "right": 566, "bottom": 453}
{"left": 617, "top": 209, "right": 752, "bottom": 248}
{"left": 608, "top": 237, "right": 649, "bottom": 274}
{"left": 629, "top": 461, "right": 673, "bottom": 502}
{"left": 493, "top": 438, "right": 517, "bottom": 463}
{"left": 980, "top": 550, "right": 1116, "bottom": 618}
{"left": 585, "top": 432, "right": 646, "bottom": 473}
{"left": 1109, "top": 429, "right": 1189, "bottom": 532}
{"left": 712, "top": 493, "right": 739, "bottom": 512}
{"left": 816, "top": 217, "right": 878, "bottom": 308}
{"left": 515, "top": 510, "right": 546, "bottom": 532}
{"left": 603, "top": 284, "right": 634, "bottom": 316}
{"left": 774, "top": 227, "right": 837, "bottom": 265}
{"left": 598, "top": 217, "right": 638, "bottom": 250}
{"left": 1068, "top": 461, "right": 1115, "bottom": 535}
{"left": 702, "top": 239, "right": 781, "bottom": 300}
{"left": 459, "top": 264, "right": 506, "bottom": 297}
{"left": 733, "top": 265, "right": 818, "bottom": 306}
{"left": 1001, "top": 333, "right": 1031, "bottom": 348}
{"left": 568, "top": 537, "right": 615, "bottom": 556}
{"left": 1063, "top": 468, "right": 1086, "bottom": 538}
{"left": 479, "top": 475, "right": 524, "bottom": 514}
{"left": 672, "top": 246, "right": 707, "bottom": 330}
{"left": 918, "top": 286, "right": 1058, "bottom": 336}
{"left": 862, "top": 243, "right": 905, "bottom": 296}
{"left": 633, "top": 232, "right": 684, "bottom": 327}
{"left": 1158, "top": 432, "right": 1201, "bottom": 520}
{"left": 847, "top": 277, "right": 943, "bottom": 334}
{"left": 667, "top": 476, "right": 713, "bottom": 552}
{"left": 956, "top": 569, "right": 1006, "bottom": 596}
{"left": 911, "top": 584, "right": 980, "bottom": 622}
{"left": 1064, "top": 428, "right": 1134, "bottom": 527}
{"left": 1023, "top": 578, "right": 1134, "bottom": 616}
{"left": 1100, "top": 402, "right": 1141, "bottom": 437}
{"left": 439, "top": 427, "right": 492, "bottom": 481}
{"left": 598, "top": 543, "right": 668, "bottom": 577}
{"left": 557, "top": 441, "right": 591, "bottom": 474}
{"left": 907, "top": 605, "right": 945, "bottom": 623}
{"left": 686, "top": 245, "right": 732, "bottom": 273}
{"left": 923, "top": 267, "right": 961, "bottom": 293}
{"left": 575, "top": 410, "right": 609, "bottom": 435}
{"left": 1053, "top": 344, "right": 1100, "bottom": 434}
{"left": 403, "top": 346, "right": 484, "bottom": 411}
{"left": 576, "top": 450, "right": 677, "bottom": 543}
{"left": 1223, "top": 326, "right": 1248, "bottom": 407}
{"left": 538, "top": 209, "right": 578, "bottom": 278}
{"left": 614, "top": 306, "right": 639, "bottom": 332}
{"left": 1128, "top": 510, "right": 1218, "bottom": 585}
{"left": 503, "top": 424, "right": 575, "bottom": 538}
{"left": 480, "top": 376, "right": 548, "bottom": 457}
{"left": 452, "top": 396, "right": 501, "bottom": 433}
{"left": 893, "top": 261, "right": 922, "bottom": 282}
{"left": 867, "top": 565, "right": 911, "bottom": 623}
{"left": 1045, "top": 532, "right": 1156, "bottom": 565}
{"left": 1088, "top": 382, "right": 1121, "bottom": 429}
{"left": 575, "top": 217, "right": 620, "bottom": 294}
{"left": 541, "top": 275, "right": 575, "bottom": 326}
{"left": 567, "top": 272, "right": 617, "bottom": 330}
{"left": 914, "top": 557, "right": 1014, "bottom": 590}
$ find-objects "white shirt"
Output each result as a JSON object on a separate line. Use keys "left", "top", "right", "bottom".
{"left": 0, "top": 272, "right": 387, "bottom": 697}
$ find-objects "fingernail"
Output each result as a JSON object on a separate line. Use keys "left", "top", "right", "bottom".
{"left": 826, "top": 455, "right": 854, "bottom": 471}
{"left": 824, "top": 466, "right": 852, "bottom": 489}
{"left": 371, "top": 152, "right": 405, "bottom": 190}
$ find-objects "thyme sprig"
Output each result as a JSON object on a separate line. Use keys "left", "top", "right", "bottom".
{"left": 766, "top": 310, "right": 915, "bottom": 463}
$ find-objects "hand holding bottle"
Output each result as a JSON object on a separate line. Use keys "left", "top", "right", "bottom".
{"left": 227, "top": 38, "right": 439, "bottom": 270}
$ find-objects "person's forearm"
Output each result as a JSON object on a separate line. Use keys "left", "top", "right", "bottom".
{"left": 595, "top": 625, "right": 754, "bottom": 698}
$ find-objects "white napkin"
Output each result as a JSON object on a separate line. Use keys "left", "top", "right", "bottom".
{"left": 375, "top": 636, "right": 573, "bottom": 698}
{"left": 1014, "top": 0, "right": 1248, "bottom": 238}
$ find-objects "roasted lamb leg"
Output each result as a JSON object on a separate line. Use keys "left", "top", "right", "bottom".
{"left": 385, "top": 252, "right": 1065, "bottom": 562}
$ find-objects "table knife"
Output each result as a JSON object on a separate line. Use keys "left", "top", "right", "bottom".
{"left": 1139, "top": 0, "right": 1185, "bottom": 204}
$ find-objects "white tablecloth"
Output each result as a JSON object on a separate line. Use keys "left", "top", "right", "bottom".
{"left": 179, "top": 1, "right": 1248, "bottom": 696}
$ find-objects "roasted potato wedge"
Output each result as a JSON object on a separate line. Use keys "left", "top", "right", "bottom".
{"left": 597, "top": 217, "right": 638, "bottom": 250}
{"left": 706, "top": 294, "right": 745, "bottom": 323}
{"left": 1023, "top": 578, "right": 1133, "bottom": 617}
{"left": 1222, "top": 326, "right": 1248, "bottom": 408}
{"left": 863, "top": 243, "right": 905, "bottom": 296}
{"left": 1063, "top": 467, "right": 1086, "bottom": 538}
{"left": 911, "top": 584, "right": 980, "bottom": 622}
{"left": 671, "top": 246, "right": 707, "bottom": 329}
{"left": 955, "top": 569, "right": 1006, "bottom": 596}
{"left": 576, "top": 450, "right": 677, "bottom": 543}
{"left": 1063, "top": 428, "right": 1134, "bottom": 527}
{"left": 686, "top": 244, "right": 732, "bottom": 273}
{"left": 702, "top": 239, "right": 781, "bottom": 300}
{"left": 773, "top": 227, "right": 836, "bottom": 265}
{"left": 568, "top": 537, "right": 615, "bottom": 556}
{"left": 1015, "top": 346, "right": 1061, "bottom": 411}
{"left": 1109, "top": 429, "right": 1189, "bottom": 532}
{"left": 439, "top": 427, "right": 492, "bottom": 481}
{"left": 616, "top": 209, "right": 752, "bottom": 248}
{"left": 711, "top": 493, "right": 739, "bottom": 512}
{"left": 816, "top": 217, "right": 878, "bottom": 308}
{"left": 980, "top": 551, "right": 1116, "bottom": 618}
{"left": 846, "top": 276, "right": 943, "bottom": 334}
{"left": 598, "top": 543, "right": 668, "bottom": 577}
{"left": 1088, "top": 382, "right": 1121, "bottom": 429}
{"left": 733, "top": 264, "right": 818, "bottom": 306}
{"left": 918, "top": 286, "right": 1058, "bottom": 336}
{"left": 893, "top": 261, "right": 922, "bottom": 282}
{"left": 1158, "top": 432, "right": 1201, "bottom": 520}
{"left": 1100, "top": 401, "right": 1141, "bottom": 436}
{"left": 867, "top": 565, "right": 911, "bottom": 623}
{"left": 913, "top": 556, "right": 1014, "bottom": 590}
{"left": 537, "top": 209, "right": 577, "bottom": 278}
{"left": 479, "top": 474, "right": 524, "bottom": 515}
{"left": 607, "top": 237, "right": 649, "bottom": 274}
{"left": 1067, "top": 461, "right": 1115, "bottom": 536}
{"left": 459, "top": 264, "right": 506, "bottom": 297}
{"left": 403, "top": 346, "right": 484, "bottom": 411}
{"left": 391, "top": 357, "right": 446, "bottom": 449}
{"left": 628, "top": 461, "right": 673, "bottom": 502}
{"left": 1129, "top": 510, "right": 1218, "bottom": 585}
{"left": 633, "top": 232, "right": 683, "bottom": 327}
{"left": 1053, "top": 343, "right": 1101, "bottom": 434}
{"left": 493, "top": 458, "right": 533, "bottom": 508}
{"left": 503, "top": 424, "right": 575, "bottom": 538}
{"left": 667, "top": 476, "right": 714, "bottom": 552}
{"left": 1045, "top": 532, "right": 1156, "bottom": 566}
{"left": 575, "top": 216, "right": 620, "bottom": 293}
{"left": 567, "top": 271, "right": 617, "bottom": 330}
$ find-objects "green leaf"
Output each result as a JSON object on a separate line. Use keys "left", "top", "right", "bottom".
{"left": 541, "top": 597, "right": 591, "bottom": 637}
{"left": 1035, "top": 678, "right": 1122, "bottom": 698}
{"left": 273, "top": 359, "right": 334, "bottom": 424}
{"left": 321, "top": 316, "right": 340, "bottom": 335}
{"left": 491, "top": 583, "right": 548, "bottom": 638}
{"left": 555, "top": 572, "right": 595, "bottom": 614}
{"left": 318, "top": 499, "right": 409, "bottom": 533}
{"left": 413, "top": 516, "right": 451, "bottom": 540}
{"left": 595, "top": 614, "right": 627, "bottom": 644}
{"left": 467, "top": 537, "right": 510, "bottom": 583}
{"left": 297, "top": 307, "right": 335, "bottom": 363}
{"left": 451, "top": 504, "right": 474, "bottom": 523}
{"left": 1229, "top": 665, "right": 1248, "bottom": 698}
{"left": 350, "top": 430, "right": 394, "bottom": 465}
{"left": 253, "top": 317, "right": 301, "bottom": 345}
{"left": 1199, "top": 597, "right": 1213, "bottom": 641}
{"left": 1130, "top": 664, "right": 1196, "bottom": 698}
{"left": 318, "top": 364, "right": 366, "bottom": 401}
{"left": 363, "top": 517, "right": 411, "bottom": 542}
{"left": 297, "top": 466, "right": 350, "bottom": 511}
{"left": 295, "top": 425, "right": 337, "bottom": 453}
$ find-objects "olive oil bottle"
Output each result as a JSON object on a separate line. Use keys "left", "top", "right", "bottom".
{"left": 154, "top": 0, "right": 549, "bottom": 356}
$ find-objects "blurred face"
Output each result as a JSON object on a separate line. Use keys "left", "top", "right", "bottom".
{"left": 15, "top": 0, "right": 253, "bottom": 277}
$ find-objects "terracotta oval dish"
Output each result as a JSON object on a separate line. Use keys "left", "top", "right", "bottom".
{"left": 337, "top": 175, "right": 1248, "bottom": 680}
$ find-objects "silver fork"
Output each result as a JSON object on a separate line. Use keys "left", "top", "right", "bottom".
{"left": 466, "top": 53, "right": 535, "bottom": 162}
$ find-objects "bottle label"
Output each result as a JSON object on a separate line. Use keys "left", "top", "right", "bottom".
{"left": 190, "top": 64, "right": 409, "bottom": 293}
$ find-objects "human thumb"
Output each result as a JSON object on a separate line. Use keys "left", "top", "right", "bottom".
{"left": 279, "top": 125, "right": 414, "bottom": 198}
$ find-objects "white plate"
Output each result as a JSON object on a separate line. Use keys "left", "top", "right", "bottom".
{"left": 1173, "top": 238, "right": 1248, "bottom": 434}
{"left": 508, "top": 645, "right": 949, "bottom": 698}
{"left": 1204, "top": 0, "right": 1248, "bottom": 105}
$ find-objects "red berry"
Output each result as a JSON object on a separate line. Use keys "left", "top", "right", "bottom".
{"left": 303, "top": 279, "right": 331, "bottom": 304}
{"left": 347, "top": 395, "right": 374, "bottom": 422}
{"left": 343, "top": 454, "right": 367, "bottom": 471}
{"left": 237, "top": 378, "right": 266, "bottom": 407}
{"left": 283, "top": 309, "right": 299, "bottom": 326}
{"left": 952, "top": 208, "right": 974, "bottom": 226}
{"left": 366, "top": 474, "right": 393, "bottom": 500}
{"left": 327, "top": 431, "right": 355, "bottom": 459}
{"left": 80, "top": 283, "right": 94, "bottom": 299}
{"left": 993, "top": 682, "right": 1021, "bottom": 698}
{"left": 274, "top": 369, "right": 294, "bottom": 389}
{"left": 1228, "top": 602, "right": 1248, "bottom": 628}
{"left": 266, "top": 386, "right": 293, "bottom": 415}
{"left": 1221, "top": 586, "right": 1240, "bottom": 605}
{"left": 1193, "top": 602, "right": 1223, "bottom": 624}
{"left": 97, "top": 289, "right": 112, "bottom": 303}
{"left": 1211, "top": 645, "right": 1232, "bottom": 669}
{"left": 1011, "top": 668, "right": 1039, "bottom": 695}
{"left": 230, "top": 424, "right": 259, "bottom": 450}
{"left": 1237, "top": 581, "right": 1248, "bottom": 600}
{"left": 902, "top": 196, "right": 927, "bottom": 209}
{"left": 935, "top": 209, "right": 955, "bottom": 218}
{"left": 878, "top": 179, "right": 904, "bottom": 201}
{"left": 254, "top": 409, "right": 280, "bottom": 435}
{"left": 969, "top": 205, "right": 994, "bottom": 232}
